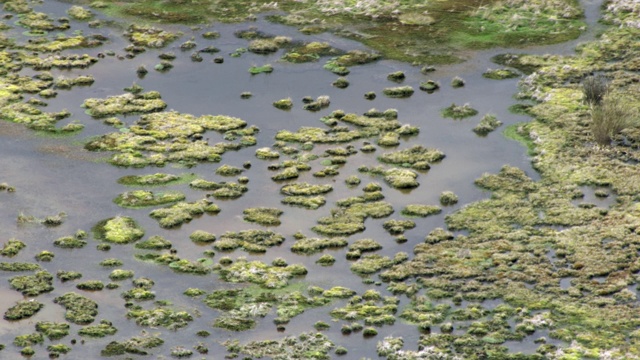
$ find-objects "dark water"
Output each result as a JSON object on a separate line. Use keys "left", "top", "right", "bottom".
{"left": 0, "top": 0, "right": 605, "bottom": 358}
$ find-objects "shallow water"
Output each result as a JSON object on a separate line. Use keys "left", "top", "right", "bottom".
{"left": 0, "top": 0, "right": 606, "bottom": 358}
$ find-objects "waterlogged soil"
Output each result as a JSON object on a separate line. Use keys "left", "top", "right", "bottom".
{"left": 0, "top": 0, "right": 623, "bottom": 359}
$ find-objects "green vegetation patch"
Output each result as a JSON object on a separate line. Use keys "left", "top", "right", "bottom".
{"left": 291, "top": 236, "right": 348, "bottom": 254}
{"left": 149, "top": 199, "right": 220, "bottom": 228}
{"left": 473, "top": 114, "right": 503, "bottom": 135}
{"left": 482, "top": 68, "right": 520, "bottom": 80}
{"left": 281, "top": 182, "right": 333, "bottom": 196}
{"left": 117, "top": 173, "right": 195, "bottom": 186}
{"left": 35, "top": 321, "right": 70, "bottom": 340}
{"left": 94, "top": 216, "right": 144, "bottom": 244}
{"left": 378, "top": 145, "right": 445, "bottom": 170}
{"left": 330, "top": 295, "right": 398, "bottom": 326}
{"left": 218, "top": 259, "right": 307, "bottom": 289}
{"left": 281, "top": 195, "right": 326, "bottom": 209}
{"left": 243, "top": 207, "right": 283, "bottom": 226}
{"left": 4, "top": 300, "right": 44, "bottom": 320}
{"left": 9, "top": 271, "right": 54, "bottom": 296}
{"left": 1, "top": 238, "right": 25, "bottom": 257}
{"left": 282, "top": 41, "right": 339, "bottom": 63}
{"left": 441, "top": 103, "right": 479, "bottom": 119}
{"left": 114, "top": 190, "right": 185, "bottom": 208}
{"left": 0, "top": 262, "right": 41, "bottom": 272}
{"left": 83, "top": 91, "right": 167, "bottom": 118}
{"left": 53, "top": 234, "right": 87, "bottom": 249}
{"left": 359, "top": 166, "right": 419, "bottom": 189}
{"left": 124, "top": 24, "right": 178, "bottom": 48}
{"left": 54, "top": 292, "right": 98, "bottom": 324}
{"left": 101, "top": 335, "right": 163, "bottom": 356}
{"left": 223, "top": 332, "right": 334, "bottom": 359}
{"left": 213, "top": 230, "right": 284, "bottom": 253}
{"left": 79, "top": 320, "right": 117, "bottom": 337}
{"left": 249, "top": 64, "right": 274, "bottom": 74}
{"left": 135, "top": 235, "right": 172, "bottom": 250}
{"left": 126, "top": 306, "right": 193, "bottom": 329}
{"left": 401, "top": 204, "right": 442, "bottom": 217}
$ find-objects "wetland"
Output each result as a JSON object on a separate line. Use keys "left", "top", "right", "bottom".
{"left": 1, "top": 0, "right": 640, "bottom": 359}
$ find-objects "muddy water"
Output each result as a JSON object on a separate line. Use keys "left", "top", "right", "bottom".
{"left": 0, "top": 0, "right": 605, "bottom": 358}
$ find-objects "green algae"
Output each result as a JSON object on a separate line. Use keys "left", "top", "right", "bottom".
{"left": 224, "top": 331, "right": 334, "bottom": 359}
{"left": 273, "top": 97, "right": 293, "bottom": 110}
{"left": 94, "top": 216, "right": 144, "bottom": 244}
{"left": 149, "top": 199, "right": 220, "bottom": 228}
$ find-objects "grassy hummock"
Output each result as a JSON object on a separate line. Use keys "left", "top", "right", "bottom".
{"left": 93, "top": 216, "right": 144, "bottom": 244}
{"left": 243, "top": 207, "right": 283, "bottom": 226}
{"left": 113, "top": 190, "right": 185, "bottom": 208}
{"left": 4, "top": 300, "right": 44, "bottom": 321}
{"left": 441, "top": 103, "right": 478, "bottom": 119}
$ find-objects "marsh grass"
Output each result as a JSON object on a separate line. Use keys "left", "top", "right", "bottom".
{"left": 591, "top": 94, "right": 640, "bottom": 146}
